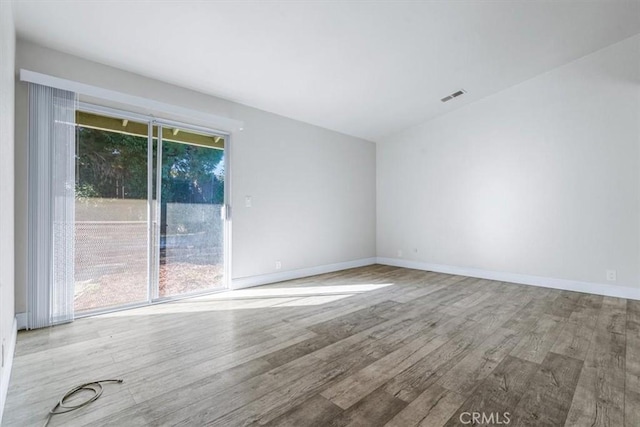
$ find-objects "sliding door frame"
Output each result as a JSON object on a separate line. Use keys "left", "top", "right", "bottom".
{"left": 75, "top": 102, "right": 232, "bottom": 316}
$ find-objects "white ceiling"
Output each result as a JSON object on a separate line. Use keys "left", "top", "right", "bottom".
{"left": 12, "top": 1, "right": 640, "bottom": 141}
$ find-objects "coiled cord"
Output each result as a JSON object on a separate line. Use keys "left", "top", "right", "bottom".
{"left": 43, "top": 379, "right": 123, "bottom": 427}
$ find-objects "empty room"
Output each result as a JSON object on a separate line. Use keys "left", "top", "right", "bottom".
{"left": 1, "top": 0, "right": 640, "bottom": 426}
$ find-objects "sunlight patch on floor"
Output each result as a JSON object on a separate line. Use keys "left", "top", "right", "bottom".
{"left": 97, "top": 283, "right": 394, "bottom": 316}
{"left": 216, "top": 283, "right": 395, "bottom": 298}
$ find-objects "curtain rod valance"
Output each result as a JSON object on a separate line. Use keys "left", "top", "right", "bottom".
{"left": 20, "top": 69, "right": 244, "bottom": 133}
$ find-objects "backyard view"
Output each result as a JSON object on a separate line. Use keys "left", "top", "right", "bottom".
{"left": 75, "top": 113, "right": 225, "bottom": 312}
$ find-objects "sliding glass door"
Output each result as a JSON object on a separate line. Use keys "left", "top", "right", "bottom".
{"left": 75, "top": 111, "right": 150, "bottom": 312}
{"left": 155, "top": 125, "right": 226, "bottom": 298}
{"left": 74, "top": 106, "right": 228, "bottom": 314}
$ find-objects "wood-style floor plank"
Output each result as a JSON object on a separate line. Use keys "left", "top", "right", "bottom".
{"left": 4, "top": 265, "right": 638, "bottom": 427}
{"left": 550, "top": 294, "right": 600, "bottom": 361}
{"left": 509, "top": 312, "right": 566, "bottom": 363}
{"left": 436, "top": 327, "right": 521, "bottom": 397}
{"left": 510, "top": 352, "right": 583, "bottom": 426}
{"left": 327, "top": 387, "right": 407, "bottom": 427}
{"left": 565, "top": 297, "right": 627, "bottom": 427}
{"left": 442, "top": 355, "right": 540, "bottom": 427}
{"left": 264, "top": 395, "right": 343, "bottom": 427}
{"left": 384, "top": 384, "right": 465, "bottom": 427}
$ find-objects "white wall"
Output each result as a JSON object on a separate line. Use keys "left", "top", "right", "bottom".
{"left": 14, "top": 40, "right": 376, "bottom": 314}
{"left": 377, "top": 35, "right": 640, "bottom": 294}
{"left": 0, "top": 0, "right": 16, "bottom": 421}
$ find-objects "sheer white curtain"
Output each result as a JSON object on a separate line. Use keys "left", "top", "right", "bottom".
{"left": 27, "top": 83, "right": 77, "bottom": 329}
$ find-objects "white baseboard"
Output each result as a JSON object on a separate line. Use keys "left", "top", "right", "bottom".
{"left": 15, "top": 313, "right": 26, "bottom": 331}
{"left": 231, "top": 257, "right": 377, "bottom": 290}
{"left": 0, "top": 317, "right": 17, "bottom": 425}
{"left": 376, "top": 257, "right": 640, "bottom": 300}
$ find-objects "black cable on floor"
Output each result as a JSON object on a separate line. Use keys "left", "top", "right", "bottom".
{"left": 43, "top": 379, "right": 124, "bottom": 427}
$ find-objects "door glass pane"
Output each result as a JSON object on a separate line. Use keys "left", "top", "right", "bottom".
{"left": 75, "top": 111, "right": 149, "bottom": 312}
{"left": 158, "top": 127, "right": 225, "bottom": 298}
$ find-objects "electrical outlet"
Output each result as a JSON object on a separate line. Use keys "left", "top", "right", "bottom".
{"left": 606, "top": 270, "right": 617, "bottom": 282}
{"left": 275, "top": 260, "right": 282, "bottom": 270}
{"left": 245, "top": 196, "right": 252, "bottom": 208}
{"left": 397, "top": 249, "right": 403, "bottom": 258}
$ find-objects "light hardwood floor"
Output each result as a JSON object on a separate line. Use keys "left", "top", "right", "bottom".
{"left": 4, "top": 265, "right": 640, "bottom": 426}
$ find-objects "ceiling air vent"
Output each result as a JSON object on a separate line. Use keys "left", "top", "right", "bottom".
{"left": 441, "top": 89, "right": 466, "bottom": 103}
